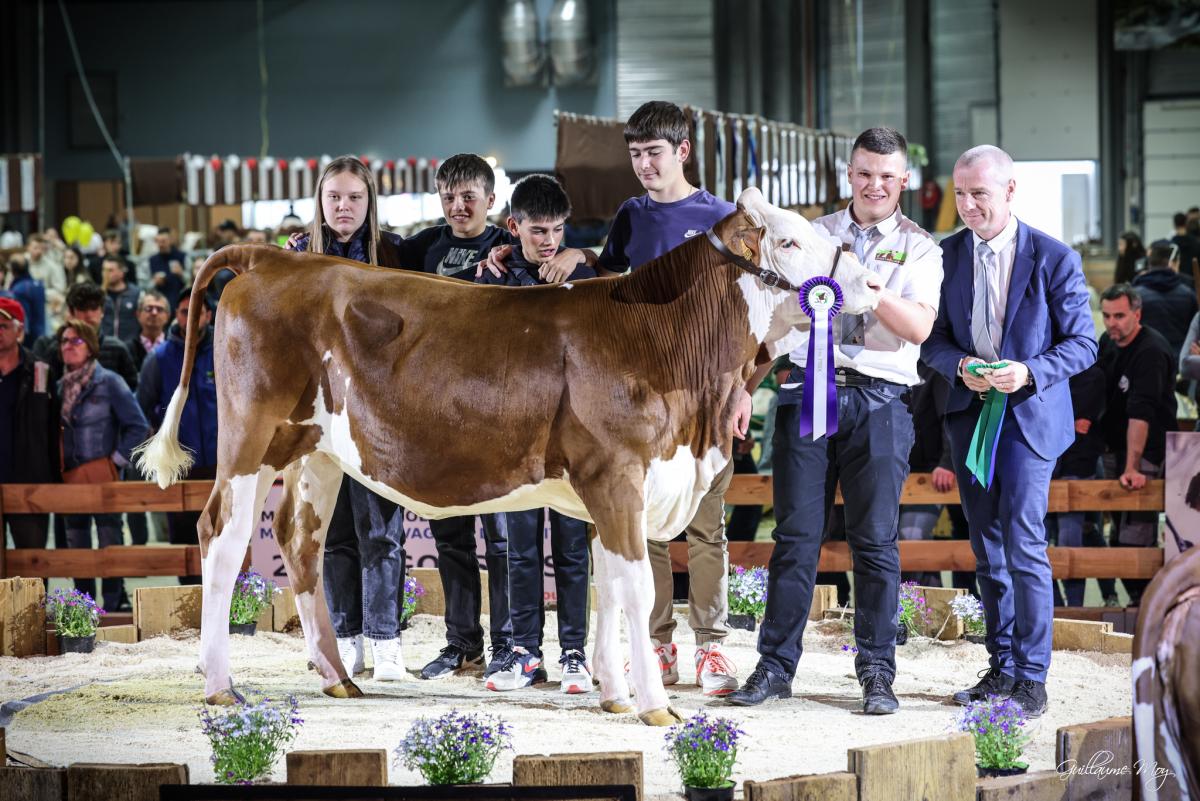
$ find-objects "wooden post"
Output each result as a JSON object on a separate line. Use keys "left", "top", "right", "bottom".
{"left": 286, "top": 749, "right": 388, "bottom": 786}
{"left": 919, "top": 586, "right": 966, "bottom": 640}
{"left": 808, "top": 585, "right": 839, "bottom": 622}
{"left": 66, "top": 763, "right": 189, "bottom": 801}
{"left": 744, "top": 771, "right": 857, "bottom": 801}
{"left": 0, "top": 767, "right": 67, "bottom": 800}
{"left": 1051, "top": 619, "right": 1112, "bottom": 652}
{"left": 1055, "top": 717, "right": 1132, "bottom": 801}
{"left": 95, "top": 624, "right": 138, "bottom": 644}
{"left": 975, "top": 769, "right": 1066, "bottom": 801}
{"left": 272, "top": 587, "right": 300, "bottom": 632}
{"left": 0, "top": 576, "right": 47, "bottom": 656}
{"left": 512, "top": 752, "right": 643, "bottom": 801}
{"left": 133, "top": 586, "right": 202, "bottom": 639}
{"left": 847, "top": 732, "right": 975, "bottom": 801}
{"left": 1100, "top": 631, "right": 1133, "bottom": 654}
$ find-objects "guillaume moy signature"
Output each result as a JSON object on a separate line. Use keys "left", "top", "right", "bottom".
{"left": 1057, "top": 750, "right": 1175, "bottom": 791}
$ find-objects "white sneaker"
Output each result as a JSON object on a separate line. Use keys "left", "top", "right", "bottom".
{"left": 654, "top": 640, "right": 680, "bottom": 685}
{"left": 559, "top": 649, "right": 593, "bottom": 694}
{"left": 337, "top": 634, "right": 364, "bottom": 676}
{"left": 695, "top": 642, "right": 738, "bottom": 696}
{"left": 369, "top": 637, "right": 407, "bottom": 681}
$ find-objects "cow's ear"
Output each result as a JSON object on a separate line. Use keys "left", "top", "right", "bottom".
{"left": 732, "top": 226, "right": 767, "bottom": 265}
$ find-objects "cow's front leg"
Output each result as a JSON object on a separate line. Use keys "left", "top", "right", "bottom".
{"left": 590, "top": 536, "right": 632, "bottom": 713}
{"left": 199, "top": 467, "right": 276, "bottom": 704}
{"left": 274, "top": 454, "right": 362, "bottom": 699}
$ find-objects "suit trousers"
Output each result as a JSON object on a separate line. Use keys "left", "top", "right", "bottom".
{"left": 947, "top": 403, "right": 1055, "bottom": 682}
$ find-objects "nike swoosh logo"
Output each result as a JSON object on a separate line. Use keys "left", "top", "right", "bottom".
{"left": 684, "top": 229, "right": 703, "bottom": 239}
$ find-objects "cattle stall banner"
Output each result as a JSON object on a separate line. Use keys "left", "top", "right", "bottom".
{"left": 251, "top": 479, "right": 562, "bottom": 602}
{"left": 1165, "top": 431, "right": 1200, "bottom": 563}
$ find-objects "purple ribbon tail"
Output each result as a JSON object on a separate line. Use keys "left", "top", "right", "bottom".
{"left": 797, "top": 319, "right": 838, "bottom": 440}
{"left": 825, "top": 331, "right": 838, "bottom": 437}
{"left": 798, "top": 331, "right": 815, "bottom": 439}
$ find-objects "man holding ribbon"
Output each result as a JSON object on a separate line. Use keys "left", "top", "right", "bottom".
{"left": 921, "top": 145, "right": 1096, "bottom": 718}
{"left": 729, "top": 127, "right": 943, "bottom": 714}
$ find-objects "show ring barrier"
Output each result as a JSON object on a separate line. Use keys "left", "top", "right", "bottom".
{"left": 0, "top": 476, "right": 1165, "bottom": 581}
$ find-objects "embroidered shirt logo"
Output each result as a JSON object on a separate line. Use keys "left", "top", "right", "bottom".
{"left": 684, "top": 229, "right": 703, "bottom": 239}
{"left": 1119, "top": 375, "right": 1129, "bottom": 393}
{"left": 874, "top": 249, "right": 907, "bottom": 265}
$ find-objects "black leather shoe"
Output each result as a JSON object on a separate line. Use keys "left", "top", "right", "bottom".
{"left": 861, "top": 672, "right": 899, "bottom": 715}
{"left": 953, "top": 667, "right": 1015, "bottom": 706}
{"left": 419, "top": 644, "right": 484, "bottom": 680}
{"left": 1009, "top": 679, "right": 1048, "bottom": 718}
{"left": 725, "top": 665, "right": 792, "bottom": 706}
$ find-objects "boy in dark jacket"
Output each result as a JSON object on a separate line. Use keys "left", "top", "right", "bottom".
{"left": 1132, "top": 240, "right": 1198, "bottom": 361}
{"left": 479, "top": 174, "right": 595, "bottom": 693}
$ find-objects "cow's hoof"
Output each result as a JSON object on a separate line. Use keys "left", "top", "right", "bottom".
{"left": 323, "top": 679, "right": 364, "bottom": 699}
{"left": 638, "top": 706, "right": 684, "bottom": 726}
{"left": 600, "top": 699, "right": 634, "bottom": 714}
{"left": 205, "top": 686, "right": 245, "bottom": 706}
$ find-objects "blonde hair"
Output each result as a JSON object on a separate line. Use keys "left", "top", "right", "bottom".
{"left": 307, "top": 156, "right": 381, "bottom": 266}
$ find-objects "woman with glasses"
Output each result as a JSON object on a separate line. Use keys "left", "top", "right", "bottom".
{"left": 58, "top": 318, "right": 148, "bottom": 610}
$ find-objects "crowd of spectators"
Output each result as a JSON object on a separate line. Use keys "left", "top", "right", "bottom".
{"left": 2, "top": 204, "right": 1198, "bottom": 612}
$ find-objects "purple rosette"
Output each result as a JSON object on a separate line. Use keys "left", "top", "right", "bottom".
{"left": 797, "top": 276, "right": 843, "bottom": 440}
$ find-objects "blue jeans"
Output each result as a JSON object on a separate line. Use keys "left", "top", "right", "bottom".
{"left": 430, "top": 514, "right": 512, "bottom": 651}
{"left": 323, "top": 477, "right": 406, "bottom": 640}
{"left": 759, "top": 383, "right": 912, "bottom": 681}
{"left": 506, "top": 508, "right": 590, "bottom": 654}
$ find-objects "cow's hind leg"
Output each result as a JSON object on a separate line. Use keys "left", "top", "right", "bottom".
{"left": 273, "top": 453, "right": 362, "bottom": 699}
{"left": 199, "top": 467, "right": 276, "bottom": 704}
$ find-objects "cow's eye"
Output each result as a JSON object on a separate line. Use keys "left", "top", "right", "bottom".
{"left": 779, "top": 239, "right": 796, "bottom": 249}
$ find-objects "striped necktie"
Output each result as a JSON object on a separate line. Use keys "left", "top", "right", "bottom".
{"left": 971, "top": 240, "right": 1000, "bottom": 362}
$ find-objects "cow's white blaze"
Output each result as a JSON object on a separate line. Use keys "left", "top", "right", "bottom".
{"left": 643, "top": 444, "right": 728, "bottom": 542}
{"left": 1131, "top": 656, "right": 1161, "bottom": 801}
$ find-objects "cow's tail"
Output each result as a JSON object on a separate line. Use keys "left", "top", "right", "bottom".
{"left": 134, "top": 245, "right": 258, "bottom": 488}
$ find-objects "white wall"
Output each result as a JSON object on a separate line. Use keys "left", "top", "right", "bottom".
{"left": 998, "top": 0, "right": 1099, "bottom": 161}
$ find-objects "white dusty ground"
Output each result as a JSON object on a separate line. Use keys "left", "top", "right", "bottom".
{"left": 0, "top": 611, "right": 1131, "bottom": 798}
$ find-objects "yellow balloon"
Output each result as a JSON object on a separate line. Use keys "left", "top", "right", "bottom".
{"left": 61, "top": 216, "right": 82, "bottom": 245}
{"left": 77, "top": 221, "right": 96, "bottom": 249}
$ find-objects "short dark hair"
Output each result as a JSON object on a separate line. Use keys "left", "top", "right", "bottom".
{"left": 623, "top": 101, "right": 689, "bottom": 148}
{"left": 1189, "top": 206, "right": 1200, "bottom": 214}
{"left": 852, "top": 127, "right": 908, "bottom": 162}
{"left": 1101, "top": 283, "right": 1143, "bottom": 310}
{"left": 217, "top": 219, "right": 239, "bottom": 233}
{"left": 435, "top": 153, "right": 495, "bottom": 196}
{"left": 1175, "top": 212, "right": 1188, "bottom": 228}
{"left": 66, "top": 282, "right": 105, "bottom": 312}
{"left": 1147, "top": 241, "right": 1176, "bottom": 269}
{"left": 101, "top": 253, "right": 125, "bottom": 268}
{"left": 177, "top": 286, "right": 212, "bottom": 311}
{"left": 157, "top": 226, "right": 171, "bottom": 236}
{"left": 103, "top": 228, "right": 121, "bottom": 241}
{"left": 509, "top": 174, "right": 572, "bottom": 223}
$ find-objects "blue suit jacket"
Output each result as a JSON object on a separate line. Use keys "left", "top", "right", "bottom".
{"left": 921, "top": 220, "right": 1097, "bottom": 460}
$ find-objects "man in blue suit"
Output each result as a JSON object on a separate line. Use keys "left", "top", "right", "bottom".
{"left": 922, "top": 145, "right": 1096, "bottom": 717}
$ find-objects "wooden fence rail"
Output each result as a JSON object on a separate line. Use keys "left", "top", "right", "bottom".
{"left": 1, "top": 476, "right": 1166, "bottom": 580}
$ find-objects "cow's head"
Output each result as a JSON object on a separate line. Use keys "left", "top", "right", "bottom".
{"left": 729, "top": 187, "right": 880, "bottom": 316}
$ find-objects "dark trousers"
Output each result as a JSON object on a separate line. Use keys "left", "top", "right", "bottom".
{"left": 168, "top": 464, "right": 216, "bottom": 586}
{"left": 65, "top": 513, "right": 124, "bottom": 609}
{"left": 948, "top": 407, "right": 1055, "bottom": 683}
{"left": 6, "top": 514, "right": 49, "bottom": 548}
{"left": 506, "top": 508, "right": 590, "bottom": 654}
{"left": 430, "top": 514, "right": 511, "bottom": 651}
{"left": 122, "top": 465, "right": 149, "bottom": 545}
{"left": 759, "top": 385, "right": 912, "bottom": 682}
{"left": 323, "top": 476, "right": 407, "bottom": 640}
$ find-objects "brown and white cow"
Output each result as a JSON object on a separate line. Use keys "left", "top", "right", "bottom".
{"left": 1132, "top": 544, "right": 1200, "bottom": 799}
{"left": 136, "top": 187, "right": 879, "bottom": 725}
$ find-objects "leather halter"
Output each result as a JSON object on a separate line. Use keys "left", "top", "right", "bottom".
{"left": 705, "top": 228, "right": 843, "bottom": 293}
